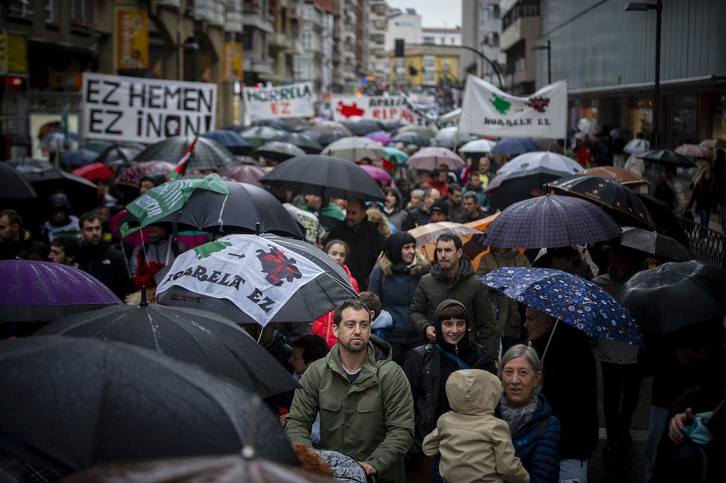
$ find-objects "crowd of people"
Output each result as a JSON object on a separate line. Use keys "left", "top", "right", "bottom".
{"left": 2, "top": 122, "right": 725, "bottom": 483}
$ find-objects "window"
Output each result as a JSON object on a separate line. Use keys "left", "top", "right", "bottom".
{"left": 46, "top": 0, "right": 58, "bottom": 23}
{"left": 423, "top": 56, "right": 435, "bottom": 69}
{"left": 70, "top": 0, "right": 91, "bottom": 20}
{"left": 443, "top": 59, "right": 451, "bottom": 72}
{"left": 303, "top": 4, "right": 314, "bottom": 20}
{"left": 302, "top": 31, "right": 312, "bottom": 50}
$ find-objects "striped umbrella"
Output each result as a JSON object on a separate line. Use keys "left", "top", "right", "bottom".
{"left": 133, "top": 136, "right": 236, "bottom": 172}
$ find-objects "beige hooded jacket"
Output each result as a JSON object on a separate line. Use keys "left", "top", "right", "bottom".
{"left": 422, "top": 369, "right": 530, "bottom": 483}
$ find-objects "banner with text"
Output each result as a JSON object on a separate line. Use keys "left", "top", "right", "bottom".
{"left": 243, "top": 82, "right": 314, "bottom": 120}
{"left": 81, "top": 73, "right": 217, "bottom": 143}
{"left": 331, "top": 95, "right": 415, "bottom": 124}
{"left": 459, "top": 75, "right": 567, "bottom": 139}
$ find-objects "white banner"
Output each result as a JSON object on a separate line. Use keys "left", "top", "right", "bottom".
{"left": 331, "top": 95, "right": 416, "bottom": 124}
{"left": 157, "top": 235, "right": 324, "bottom": 326}
{"left": 81, "top": 73, "right": 217, "bottom": 143}
{"left": 459, "top": 75, "right": 567, "bottom": 139}
{"left": 243, "top": 82, "right": 315, "bottom": 120}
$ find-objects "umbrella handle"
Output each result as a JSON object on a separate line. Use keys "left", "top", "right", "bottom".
{"left": 540, "top": 318, "right": 560, "bottom": 364}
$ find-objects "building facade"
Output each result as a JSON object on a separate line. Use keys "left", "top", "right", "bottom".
{"left": 388, "top": 44, "right": 460, "bottom": 89}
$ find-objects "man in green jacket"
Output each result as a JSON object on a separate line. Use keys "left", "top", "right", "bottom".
{"left": 285, "top": 299, "right": 414, "bottom": 483}
{"left": 408, "top": 233, "right": 498, "bottom": 358}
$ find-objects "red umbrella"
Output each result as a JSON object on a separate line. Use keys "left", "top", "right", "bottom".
{"left": 71, "top": 162, "right": 113, "bottom": 182}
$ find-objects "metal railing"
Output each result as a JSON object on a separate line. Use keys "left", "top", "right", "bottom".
{"left": 680, "top": 215, "right": 725, "bottom": 268}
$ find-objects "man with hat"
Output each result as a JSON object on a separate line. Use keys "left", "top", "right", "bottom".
{"left": 430, "top": 198, "right": 449, "bottom": 223}
{"left": 40, "top": 193, "right": 80, "bottom": 244}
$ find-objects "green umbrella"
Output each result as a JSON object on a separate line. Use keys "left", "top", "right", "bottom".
{"left": 384, "top": 146, "right": 409, "bottom": 164}
{"left": 85, "top": 140, "right": 113, "bottom": 154}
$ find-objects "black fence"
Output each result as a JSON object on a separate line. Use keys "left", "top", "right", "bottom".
{"left": 680, "top": 215, "right": 725, "bottom": 268}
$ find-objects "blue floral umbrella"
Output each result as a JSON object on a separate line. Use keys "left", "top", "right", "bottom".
{"left": 481, "top": 267, "right": 642, "bottom": 348}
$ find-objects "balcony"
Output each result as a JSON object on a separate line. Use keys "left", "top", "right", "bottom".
{"left": 243, "top": 11, "right": 275, "bottom": 33}
{"left": 269, "top": 31, "right": 291, "bottom": 49}
{"left": 225, "top": 11, "right": 244, "bottom": 33}
{"left": 244, "top": 55, "right": 274, "bottom": 75}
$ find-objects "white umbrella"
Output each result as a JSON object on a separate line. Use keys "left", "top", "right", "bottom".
{"left": 577, "top": 118, "right": 600, "bottom": 135}
{"left": 459, "top": 139, "right": 498, "bottom": 154}
{"left": 623, "top": 138, "right": 650, "bottom": 155}
{"left": 498, "top": 151, "right": 582, "bottom": 176}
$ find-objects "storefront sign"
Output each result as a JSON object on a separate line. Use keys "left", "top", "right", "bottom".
{"left": 0, "top": 31, "right": 27, "bottom": 75}
{"left": 243, "top": 82, "right": 314, "bottom": 120}
{"left": 117, "top": 10, "right": 148, "bottom": 70}
{"left": 459, "top": 75, "right": 567, "bottom": 139}
{"left": 223, "top": 42, "right": 243, "bottom": 82}
{"left": 81, "top": 73, "right": 217, "bottom": 143}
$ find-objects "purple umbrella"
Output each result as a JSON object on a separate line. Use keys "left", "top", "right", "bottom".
{"left": 360, "top": 164, "right": 392, "bottom": 184}
{"left": 0, "top": 260, "right": 122, "bottom": 321}
{"left": 365, "top": 131, "right": 392, "bottom": 145}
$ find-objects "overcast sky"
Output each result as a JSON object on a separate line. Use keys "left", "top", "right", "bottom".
{"left": 385, "top": 0, "right": 462, "bottom": 29}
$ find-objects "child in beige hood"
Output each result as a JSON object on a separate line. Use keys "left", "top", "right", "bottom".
{"left": 422, "top": 369, "right": 530, "bottom": 482}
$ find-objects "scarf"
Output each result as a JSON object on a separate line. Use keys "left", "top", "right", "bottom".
{"left": 498, "top": 390, "right": 539, "bottom": 437}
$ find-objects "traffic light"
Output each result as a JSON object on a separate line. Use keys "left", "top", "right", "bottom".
{"left": 395, "top": 39, "right": 404, "bottom": 58}
{"left": 408, "top": 65, "right": 418, "bottom": 76}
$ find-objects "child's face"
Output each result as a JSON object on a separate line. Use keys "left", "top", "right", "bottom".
{"left": 440, "top": 318, "right": 465, "bottom": 345}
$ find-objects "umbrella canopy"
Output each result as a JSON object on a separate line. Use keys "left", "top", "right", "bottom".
{"left": 699, "top": 138, "right": 726, "bottom": 149}
{"left": 397, "top": 124, "right": 438, "bottom": 139}
{"left": 359, "top": 164, "right": 392, "bottom": 183}
{"left": 24, "top": 168, "right": 99, "bottom": 214}
{"left": 315, "top": 130, "right": 351, "bottom": 146}
{"left": 432, "top": 127, "right": 475, "bottom": 149}
{"left": 320, "top": 137, "right": 388, "bottom": 162}
{"left": 613, "top": 260, "right": 726, "bottom": 335}
{"left": 383, "top": 146, "right": 409, "bottom": 164}
{"left": 59, "top": 148, "right": 99, "bottom": 168}
{"left": 481, "top": 267, "right": 641, "bottom": 345}
{"left": 342, "top": 119, "right": 383, "bottom": 136}
{"left": 531, "top": 138, "right": 564, "bottom": 154}
{"left": 95, "top": 143, "right": 146, "bottom": 168}
{"left": 498, "top": 151, "right": 582, "bottom": 176}
{"left": 254, "top": 140, "right": 306, "bottom": 162}
{"left": 0, "top": 259, "right": 122, "bottom": 322}
{"left": 221, "top": 165, "right": 269, "bottom": 187}
{"left": 637, "top": 149, "right": 695, "bottom": 167}
{"left": 581, "top": 166, "right": 650, "bottom": 189}
{"left": 260, "top": 154, "right": 386, "bottom": 201}
{"left": 157, "top": 234, "right": 359, "bottom": 325}
{"left": 201, "top": 130, "right": 254, "bottom": 155}
{"left": 308, "top": 120, "right": 352, "bottom": 135}
{"left": 238, "top": 126, "right": 286, "bottom": 149}
{"left": 623, "top": 138, "right": 650, "bottom": 155}
{"left": 71, "top": 162, "right": 113, "bottom": 182}
{"left": 0, "top": 162, "right": 37, "bottom": 199}
{"left": 618, "top": 226, "right": 694, "bottom": 262}
{"left": 4, "top": 157, "right": 53, "bottom": 173}
{"left": 114, "top": 160, "right": 176, "bottom": 188}
{"left": 392, "top": 131, "right": 430, "bottom": 147}
{"left": 609, "top": 128, "right": 632, "bottom": 140}
{"left": 273, "top": 132, "right": 323, "bottom": 154}
{"left": 133, "top": 136, "right": 237, "bottom": 172}
{"left": 365, "top": 131, "right": 392, "bottom": 145}
{"left": 481, "top": 195, "right": 622, "bottom": 249}
{"left": 577, "top": 118, "right": 600, "bottom": 135}
{"left": 485, "top": 168, "right": 575, "bottom": 210}
{"left": 406, "top": 146, "right": 465, "bottom": 171}
{"left": 0, "top": 336, "right": 299, "bottom": 475}
{"left": 490, "top": 137, "right": 541, "bottom": 156}
{"left": 545, "top": 174, "right": 655, "bottom": 229}
{"left": 674, "top": 143, "right": 714, "bottom": 160}
{"left": 35, "top": 297, "right": 299, "bottom": 398}
{"left": 123, "top": 177, "right": 303, "bottom": 239}
{"left": 40, "top": 130, "right": 83, "bottom": 151}
{"left": 636, "top": 192, "right": 689, "bottom": 246}
{"left": 84, "top": 139, "right": 113, "bottom": 154}
{"left": 254, "top": 118, "right": 292, "bottom": 131}
{"left": 408, "top": 221, "right": 482, "bottom": 246}
{"left": 459, "top": 139, "right": 497, "bottom": 154}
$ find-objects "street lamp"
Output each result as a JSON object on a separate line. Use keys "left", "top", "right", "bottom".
{"left": 531, "top": 39, "right": 551, "bottom": 85}
{"left": 459, "top": 45, "right": 504, "bottom": 88}
{"left": 183, "top": 33, "right": 200, "bottom": 82}
{"left": 625, "top": 0, "right": 662, "bottom": 149}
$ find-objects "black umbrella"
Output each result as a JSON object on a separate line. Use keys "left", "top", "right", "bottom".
{"left": 485, "top": 168, "right": 570, "bottom": 210}
{"left": 254, "top": 118, "right": 292, "bottom": 132}
{"left": 545, "top": 174, "right": 655, "bottom": 229}
{"left": 0, "top": 161, "right": 37, "bottom": 198}
{"left": 34, "top": 291, "right": 299, "bottom": 398}
{"left": 260, "top": 154, "right": 386, "bottom": 202}
{"left": 618, "top": 226, "right": 694, "bottom": 262}
{"left": 0, "top": 336, "right": 299, "bottom": 475}
{"left": 273, "top": 132, "right": 323, "bottom": 154}
{"left": 23, "top": 168, "right": 99, "bottom": 215}
{"left": 341, "top": 119, "right": 383, "bottom": 136}
{"left": 636, "top": 192, "right": 689, "bottom": 246}
{"left": 157, "top": 233, "right": 358, "bottom": 324}
{"left": 316, "top": 130, "right": 351, "bottom": 147}
{"left": 637, "top": 149, "right": 695, "bottom": 167}
{"left": 133, "top": 136, "right": 237, "bottom": 172}
{"left": 613, "top": 260, "right": 726, "bottom": 335}
{"left": 95, "top": 143, "right": 146, "bottom": 168}
{"left": 201, "top": 130, "right": 254, "bottom": 156}
{"left": 123, "top": 180, "right": 304, "bottom": 239}
{"left": 4, "top": 157, "right": 54, "bottom": 173}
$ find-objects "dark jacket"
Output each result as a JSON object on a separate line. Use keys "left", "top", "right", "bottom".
{"left": 367, "top": 251, "right": 430, "bottom": 345}
{"left": 402, "top": 206, "right": 431, "bottom": 230}
{"left": 531, "top": 322, "right": 598, "bottom": 461}
{"left": 326, "top": 218, "right": 384, "bottom": 289}
{"left": 496, "top": 394, "right": 562, "bottom": 483}
{"left": 408, "top": 258, "right": 497, "bottom": 356}
{"left": 0, "top": 228, "right": 49, "bottom": 260}
{"left": 76, "top": 241, "right": 135, "bottom": 299}
{"left": 453, "top": 207, "right": 489, "bottom": 224}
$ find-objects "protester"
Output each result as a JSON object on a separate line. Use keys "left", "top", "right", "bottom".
{"left": 325, "top": 197, "right": 384, "bottom": 289}
{"left": 312, "top": 240, "right": 359, "bottom": 349}
{"left": 429, "top": 198, "right": 449, "bottom": 223}
{"left": 129, "top": 224, "right": 188, "bottom": 289}
{"left": 302, "top": 194, "right": 345, "bottom": 234}
{"left": 365, "top": 207, "right": 393, "bottom": 240}
{"left": 403, "top": 299, "right": 497, "bottom": 481}
{"left": 462, "top": 170, "right": 492, "bottom": 212}
{"left": 383, "top": 187, "right": 408, "bottom": 232}
{"left": 496, "top": 344, "right": 562, "bottom": 483}
{"left": 422, "top": 369, "right": 530, "bottom": 483}
{"left": 454, "top": 191, "right": 490, "bottom": 223}
{"left": 0, "top": 209, "right": 49, "bottom": 260}
{"left": 686, "top": 168, "right": 718, "bottom": 238}
{"left": 446, "top": 183, "right": 464, "bottom": 220}
{"left": 423, "top": 167, "right": 449, "bottom": 198}
{"left": 407, "top": 189, "right": 425, "bottom": 210}
{"left": 359, "top": 291, "right": 393, "bottom": 341}
{"left": 48, "top": 234, "right": 81, "bottom": 266}
{"left": 76, "top": 212, "right": 134, "bottom": 299}
{"left": 665, "top": 167, "right": 688, "bottom": 215}
{"left": 409, "top": 233, "right": 498, "bottom": 357}
{"left": 367, "top": 231, "right": 430, "bottom": 365}
{"left": 40, "top": 193, "right": 80, "bottom": 244}
{"left": 525, "top": 307, "right": 598, "bottom": 482}
{"left": 532, "top": 246, "right": 595, "bottom": 281}
{"left": 403, "top": 186, "right": 440, "bottom": 230}
{"left": 285, "top": 299, "right": 415, "bottom": 483}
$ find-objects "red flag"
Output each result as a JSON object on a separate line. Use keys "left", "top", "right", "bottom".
{"left": 167, "top": 136, "right": 199, "bottom": 181}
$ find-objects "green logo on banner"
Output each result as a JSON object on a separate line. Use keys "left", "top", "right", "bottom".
{"left": 490, "top": 93, "right": 511, "bottom": 115}
{"left": 193, "top": 239, "right": 232, "bottom": 259}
